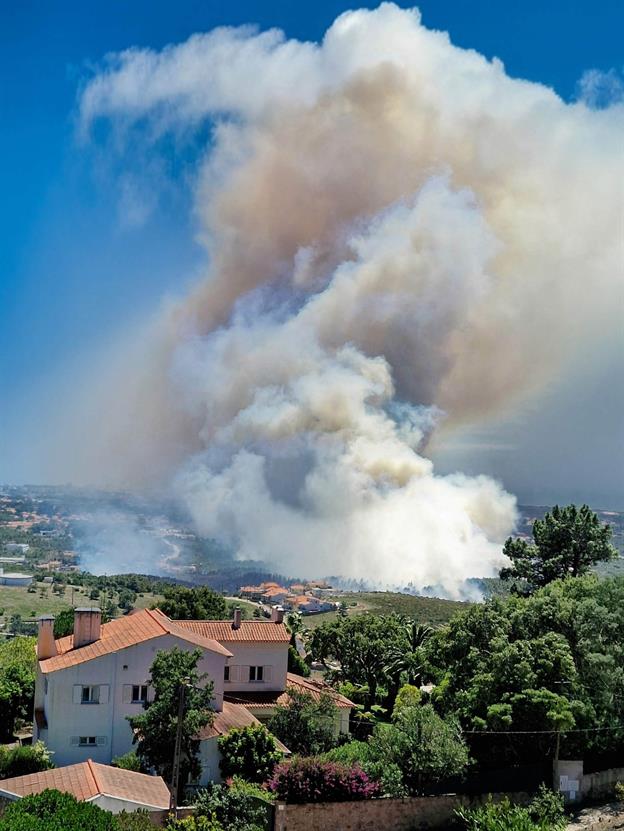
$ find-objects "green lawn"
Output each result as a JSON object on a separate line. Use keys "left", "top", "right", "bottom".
{"left": 303, "top": 591, "right": 472, "bottom": 630}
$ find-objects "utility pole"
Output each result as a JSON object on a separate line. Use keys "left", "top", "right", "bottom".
{"left": 169, "top": 682, "right": 187, "bottom": 812}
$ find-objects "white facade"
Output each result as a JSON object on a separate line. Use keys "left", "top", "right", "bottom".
{"left": 223, "top": 643, "right": 288, "bottom": 693}
{"left": 35, "top": 633, "right": 227, "bottom": 767}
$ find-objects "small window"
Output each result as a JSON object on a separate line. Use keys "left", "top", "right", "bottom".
{"left": 249, "top": 666, "right": 264, "bottom": 682}
{"left": 132, "top": 685, "right": 149, "bottom": 703}
{"left": 224, "top": 666, "right": 230, "bottom": 682}
{"left": 81, "top": 685, "right": 99, "bottom": 704}
{"left": 79, "top": 736, "right": 97, "bottom": 747}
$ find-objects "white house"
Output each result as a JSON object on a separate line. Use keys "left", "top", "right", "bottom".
{"left": 0, "top": 759, "right": 170, "bottom": 814}
{"left": 34, "top": 606, "right": 352, "bottom": 785}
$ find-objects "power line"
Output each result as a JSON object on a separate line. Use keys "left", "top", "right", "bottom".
{"left": 467, "top": 724, "right": 624, "bottom": 735}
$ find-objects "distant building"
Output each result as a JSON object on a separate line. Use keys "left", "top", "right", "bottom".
{"left": 0, "top": 569, "right": 33, "bottom": 587}
{"left": 4, "top": 543, "right": 29, "bottom": 554}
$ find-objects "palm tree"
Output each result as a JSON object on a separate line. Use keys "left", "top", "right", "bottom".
{"left": 384, "top": 621, "right": 433, "bottom": 710}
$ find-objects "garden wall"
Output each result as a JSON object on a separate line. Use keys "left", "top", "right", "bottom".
{"left": 272, "top": 791, "right": 532, "bottom": 831}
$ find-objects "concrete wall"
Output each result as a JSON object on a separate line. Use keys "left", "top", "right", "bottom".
{"left": 224, "top": 643, "right": 288, "bottom": 693}
{"left": 197, "top": 736, "right": 222, "bottom": 786}
{"left": 581, "top": 767, "right": 624, "bottom": 802}
{"left": 272, "top": 792, "right": 532, "bottom": 831}
{"left": 556, "top": 761, "right": 624, "bottom": 804}
{"left": 36, "top": 634, "right": 227, "bottom": 766}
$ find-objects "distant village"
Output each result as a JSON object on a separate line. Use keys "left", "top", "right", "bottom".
{"left": 238, "top": 580, "right": 338, "bottom": 615}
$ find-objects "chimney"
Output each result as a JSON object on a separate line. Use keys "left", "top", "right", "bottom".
{"left": 271, "top": 605, "right": 285, "bottom": 624}
{"left": 233, "top": 607, "right": 242, "bottom": 630}
{"left": 73, "top": 608, "right": 101, "bottom": 648}
{"left": 37, "top": 615, "right": 57, "bottom": 660}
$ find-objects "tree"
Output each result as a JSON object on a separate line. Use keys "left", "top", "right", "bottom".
{"left": 0, "top": 636, "right": 36, "bottom": 741}
{"left": 309, "top": 614, "right": 408, "bottom": 708}
{"left": 111, "top": 751, "right": 144, "bottom": 772}
{"left": 128, "top": 647, "right": 214, "bottom": 797}
{"left": 54, "top": 608, "right": 75, "bottom": 638}
{"left": 156, "top": 586, "right": 227, "bottom": 620}
{"left": 0, "top": 789, "right": 117, "bottom": 831}
{"left": 429, "top": 575, "right": 624, "bottom": 765}
{"left": 287, "top": 645, "right": 310, "bottom": 677}
{"left": 500, "top": 504, "right": 617, "bottom": 591}
{"left": 217, "top": 725, "right": 281, "bottom": 783}
{"left": 268, "top": 689, "right": 337, "bottom": 756}
{"left": 368, "top": 703, "right": 469, "bottom": 795}
{"left": 384, "top": 621, "right": 432, "bottom": 709}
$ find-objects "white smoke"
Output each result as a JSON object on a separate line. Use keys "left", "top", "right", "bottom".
{"left": 66, "top": 4, "right": 623, "bottom": 595}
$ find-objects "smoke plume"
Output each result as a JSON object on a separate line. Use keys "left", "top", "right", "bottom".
{"left": 69, "top": 4, "right": 622, "bottom": 595}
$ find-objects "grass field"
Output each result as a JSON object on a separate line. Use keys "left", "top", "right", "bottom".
{"left": 303, "top": 591, "right": 472, "bottom": 629}
{"left": 0, "top": 582, "right": 164, "bottom": 628}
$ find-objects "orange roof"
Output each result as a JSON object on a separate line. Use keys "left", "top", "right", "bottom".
{"left": 0, "top": 760, "right": 170, "bottom": 809}
{"left": 176, "top": 619, "right": 291, "bottom": 643}
{"left": 197, "top": 701, "right": 290, "bottom": 754}
{"left": 262, "top": 587, "right": 288, "bottom": 596}
{"left": 40, "top": 608, "right": 232, "bottom": 673}
{"left": 225, "top": 673, "right": 354, "bottom": 710}
{"left": 292, "top": 595, "right": 315, "bottom": 604}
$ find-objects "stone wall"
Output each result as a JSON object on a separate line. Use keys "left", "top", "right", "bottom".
{"left": 581, "top": 768, "right": 624, "bottom": 801}
{"left": 273, "top": 792, "right": 532, "bottom": 831}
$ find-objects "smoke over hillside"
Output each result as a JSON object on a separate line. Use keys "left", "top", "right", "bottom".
{"left": 62, "top": 5, "right": 622, "bottom": 595}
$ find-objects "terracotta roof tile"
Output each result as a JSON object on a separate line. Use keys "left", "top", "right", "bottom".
{"left": 0, "top": 761, "right": 170, "bottom": 809}
{"left": 197, "top": 702, "right": 290, "bottom": 754}
{"left": 225, "top": 672, "right": 354, "bottom": 709}
{"left": 40, "top": 608, "right": 231, "bottom": 673}
{"left": 175, "top": 619, "right": 291, "bottom": 643}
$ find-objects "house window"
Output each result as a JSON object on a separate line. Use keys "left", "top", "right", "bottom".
{"left": 79, "top": 736, "right": 97, "bottom": 747}
{"left": 81, "top": 685, "right": 99, "bottom": 704}
{"left": 132, "top": 685, "right": 149, "bottom": 703}
{"left": 224, "top": 666, "right": 230, "bottom": 682}
{"left": 249, "top": 666, "right": 264, "bottom": 682}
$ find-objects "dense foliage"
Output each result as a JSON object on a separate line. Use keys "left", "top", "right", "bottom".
{"left": 430, "top": 575, "right": 624, "bottom": 765}
{"left": 111, "top": 751, "right": 144, "bottom": 772}
{"left": 193, "top": 778, "right": 274, "bottom": 831}
{"left": 217, "top": 725, "right": 281, "bottom": 783}
{"left": 53, "top": 608, "right": 75, "bottom": 638}
{"left": 457, "top": 787, "right": 566, "bottom": 831}
{"left": 128, "top": 647, "right": 214, "bottom": 796}
{"left": 268, "top": 689, "right": 337, "bottom": 756}
{"left": 0, "top": 789, "right": 118, "bottom": 831}
{"left": 0, "top": 636, "right": 36, "bottom": 740}
{"left": 0, "top": 742, "right": 53, "bottom": 779}
{"left": 501, "top": 505, "right": 617, "bottom": 592}
{"left": 266, "top": 757, "right": 379, "bottom": 803}
{"left": 309, "top": 614, "right": 410, "bottom": 707}
{"left": 155, "top": 586, "right": 226, "bottom": 621}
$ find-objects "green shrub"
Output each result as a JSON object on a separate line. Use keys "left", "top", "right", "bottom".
{"left": 457, "top": 789, "right": 566, "bottom": 831}
{"left": 217, "top": 725, "right": 281, "bottom": 783}
{"left": 194, "top": 778, "right": 273, "bottom": 831}
{"left": 165, "top": 818, "right": 223, "bottom": 831}
{"left": 0, "top": 741, "right": 54, "bottom": 779}
{"left": 115, "top": 811, "right": 157, "bottom": 830}
{"left": 0, "top": 789, "right": 117, "bottom": 830}
{"left": 616, "top": 781, "right": 624, "bottom": 801}
{"left": 112, "top": 751, "right": 144, "bottom": 772}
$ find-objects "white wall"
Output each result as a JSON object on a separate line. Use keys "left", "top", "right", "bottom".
{"left": 197, "top": 737, "right": 222, "bottom": 786}
{"left": 223, "top": 643, "right": 288, "bottom": 693}
{"left": 92, "top": 794, "right": 167, "bottom": 814}
{"left": 36, "top": 634, "right": 227, "bottom": 767}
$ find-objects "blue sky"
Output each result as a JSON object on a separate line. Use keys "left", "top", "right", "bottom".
{"left": 1, "top": 1, "right": 622, "bottom": 501}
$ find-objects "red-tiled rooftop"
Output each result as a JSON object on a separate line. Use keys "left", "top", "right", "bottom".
{"left": 225, "top": 672, "right": 354, "bottom": 710}
{"left": 176, "top": 619, "right": 291, "bottom": 643}
{"left": 197, "top": 701, "right": 290, "bottom": 754}
{"left": 40, "top": 608, "right": 232, "bottom": 673}
{"left": 0, "top": 760, "right": 170, "bottom": 809}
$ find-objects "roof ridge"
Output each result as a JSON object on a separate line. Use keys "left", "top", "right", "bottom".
{"left": 145, "top": 607, "right": 171, "bottom": 634}
{"left": 86, "top": 759, "right": 101, "bottom": 795}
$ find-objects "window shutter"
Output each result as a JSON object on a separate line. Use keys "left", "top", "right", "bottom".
{"left": 70, "top": 736, "right": 79, "bottom": 746}
{"left": 264, "top": 666, "right": 272, "bottom": 682}
{"left": 99, "top": 685, "right": 109, "bottom": 704}
{"left": 122, "top": 685, "right": 132, "bottom": 704}
{"left": 228, "top": 665, "right": 239, "bottom": 683}
{"left": 146, "top": 685, "right": 155, "bottom": 703}
{"left": 73, "top": 686, "right": 82, "bottom": 704}
{"left": 96, "top": 736, "right": 106, "bottom": 746}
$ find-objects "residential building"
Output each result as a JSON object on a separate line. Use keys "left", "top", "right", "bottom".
{"left": 4, "top": 543, "right": 29, "bottom": 554}
{"left": 0, "top": 760, "right": 170, "bottom": 814}
{"left": 33, "top": 605, "right": 353, "bottom": 786}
